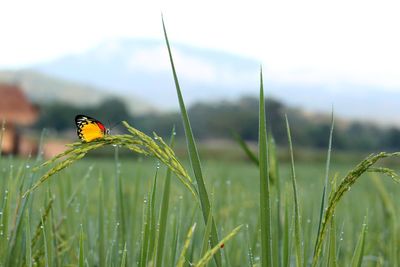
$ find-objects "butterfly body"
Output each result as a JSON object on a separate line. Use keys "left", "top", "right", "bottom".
{"left": 75, "top": 115, "right": 109, "bottom": 142}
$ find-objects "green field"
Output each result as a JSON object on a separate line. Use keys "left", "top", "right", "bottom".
{"left": 1, "top": 22, "right": 400, "bottom": 267}
{"left": 0, "top": 153, "right": 399, "bottom": 266}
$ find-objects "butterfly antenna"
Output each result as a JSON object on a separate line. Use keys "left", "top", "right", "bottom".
{"left": 109, "top": 121, "right": 122, "bottom": 130}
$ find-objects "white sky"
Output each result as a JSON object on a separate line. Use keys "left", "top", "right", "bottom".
{"left": 1, "top": 0, "right": 400, "bottom": 89}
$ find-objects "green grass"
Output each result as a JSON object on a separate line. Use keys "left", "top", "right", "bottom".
{"left": 0, "top": 157, "right": 399, "bottom": 266}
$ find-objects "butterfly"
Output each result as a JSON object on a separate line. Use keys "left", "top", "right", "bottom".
{"left": 75, "top": 115, "right": 110, "bottom": 142}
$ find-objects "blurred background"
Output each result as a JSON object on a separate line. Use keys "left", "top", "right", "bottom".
{"left": 1, "top": 0, "right": 400, "bottom": 159}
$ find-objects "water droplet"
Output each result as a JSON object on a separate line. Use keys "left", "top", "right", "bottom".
{"left": 25, "top": 165, "right": 30, "bottom": 169}
{"left": 307, "top": 219, "right": 311, "bottom": 223}
{"left": 112, "top": 144, "right": 117, "bottom": 147}
{"left": 0, "top": 211, "right": 2, "bottom": 216}
{"left": 154, "top": 136, "right": 158, "bottom": 140}
{"left": 172, "top": 131, "right": 176, "bottom": 136}
{"left": 40, "top": 225, "right": 44, "bottom": 229}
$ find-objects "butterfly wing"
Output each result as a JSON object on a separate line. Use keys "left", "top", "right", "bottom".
{"left": 75, "top": 115, "right": 107, "bottom": 142}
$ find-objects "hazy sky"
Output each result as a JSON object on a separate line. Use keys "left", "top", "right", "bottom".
{"left": 1, "top": 0, "right": 400, "bottom": 90}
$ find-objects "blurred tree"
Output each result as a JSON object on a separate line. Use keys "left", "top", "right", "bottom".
{"left": 33, "top": 96, "right": 400, "bottom": 151}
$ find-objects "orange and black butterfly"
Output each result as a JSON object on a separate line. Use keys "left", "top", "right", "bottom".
{"left": 75, "top": 115, "right": 110, "bottom": 142}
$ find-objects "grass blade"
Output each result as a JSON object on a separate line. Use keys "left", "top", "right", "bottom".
{"left": 98, "top": 175, "right": 105, "bottom": 267}
{"left": 139, "top": 193, "right": 151, "bottom": 267}
{"left": 114, "top": 146, "right": 126, "bottom": 264}
{"left": 176, "top": 223, "right": 196, "bottom": 267}
{"left": 147, "top": 169, "right": 158, "bottom": 262}
{"left": 258, "top": 67, "right": 273, "bottom": 267}
{"left": 200, "top": 199, "right": 214, "bottom": 258}
{"left": 162, "top": 16, "right": 221, "bottom": 266}
{"left": 25, "top": 213, "right": 32, "bottom": 267}
{"left": 313, "top": 109, "right": 334, "bottom": 260}
{"left": 350, "top": 217, "right": 367, "bottom": 267}
{"left": 120, "top": 243, "right": 127, "bottom": 267}
{"left": 327, "top": 217, "right": 337, "bottom": 267}
{"left": 195, "top": 225, "right": 243, "bottom": 267}
{"left": 232, "top": 131, "right": 259, "bottom": 165}
{"left": 282, "top": 194, "right": 290, "bottom": 267}
{"left": 42, "top": 214, "right": 49, "bottom": 267}
{"left": 155, "top": 127, "right": 175, "bottom": 267}
{"left": 79, "top": 225, "right": 84, "bottom": 267}
{"left": 285, "top": 115, "right": 303, "bottom": 267}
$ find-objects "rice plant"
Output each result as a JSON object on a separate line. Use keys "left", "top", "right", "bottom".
{"left": 0, "top": 17, "right": 400, "bottom": 267}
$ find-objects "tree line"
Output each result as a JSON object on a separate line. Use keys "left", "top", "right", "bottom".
{"left": 34, "top": 97, "right": 400, "bottom": 151}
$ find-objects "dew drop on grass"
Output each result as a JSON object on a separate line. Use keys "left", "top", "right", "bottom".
{"left": 40, "top": 225, "right": 44, "bottom": 229}
{"left": 25, "top": 164, "right": 30, "bottom": 169}
{"left": 112, "top": 144, "right": 117, "bottom": 147}
{"left": 0, "top": 211, "right": 2, "bottom": 215}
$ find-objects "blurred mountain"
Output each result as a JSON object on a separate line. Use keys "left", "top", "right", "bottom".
{"left": 33, "top": 39, "right": 260, "bottom": 109}
{"left": 3, "top": 38, "right": 400, "bottom": 124}
{"left": 0, "top": 70, "right": 154, "bottom": 114}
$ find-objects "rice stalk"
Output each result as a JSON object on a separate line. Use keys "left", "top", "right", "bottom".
{"left": 313, "top": 110, "right": 334, "bottom": 261}
{"left": 285, "top": 115, "right": 302, "bottom": 267}
{"left": 312, "top": 152, "right": 400, "bottom": 266}
{"left": 258, "top": 67, "right": 273, "bottom": 267}
{"left": 350, "top": 216, "right": 367, "bottom": 267}
{"left": 195, "top": 225, "right": 243, "bottom": 267}
{"left": 176, "top": 223, "right": 196, "bottom": 267}
{"left": 78, "top": 225, "right": 84, "bottom": 267}
{"left": 162, "top": 16, "right": 221, "bottom": 266}
{"left": 23, "top": 121, "right": 196, "bottom": 199}
{"left": 232, "top": 131, "right": 259, "bottom": 166}
{"left": 155, "top": 128, "right": 175, "bottom": 267}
